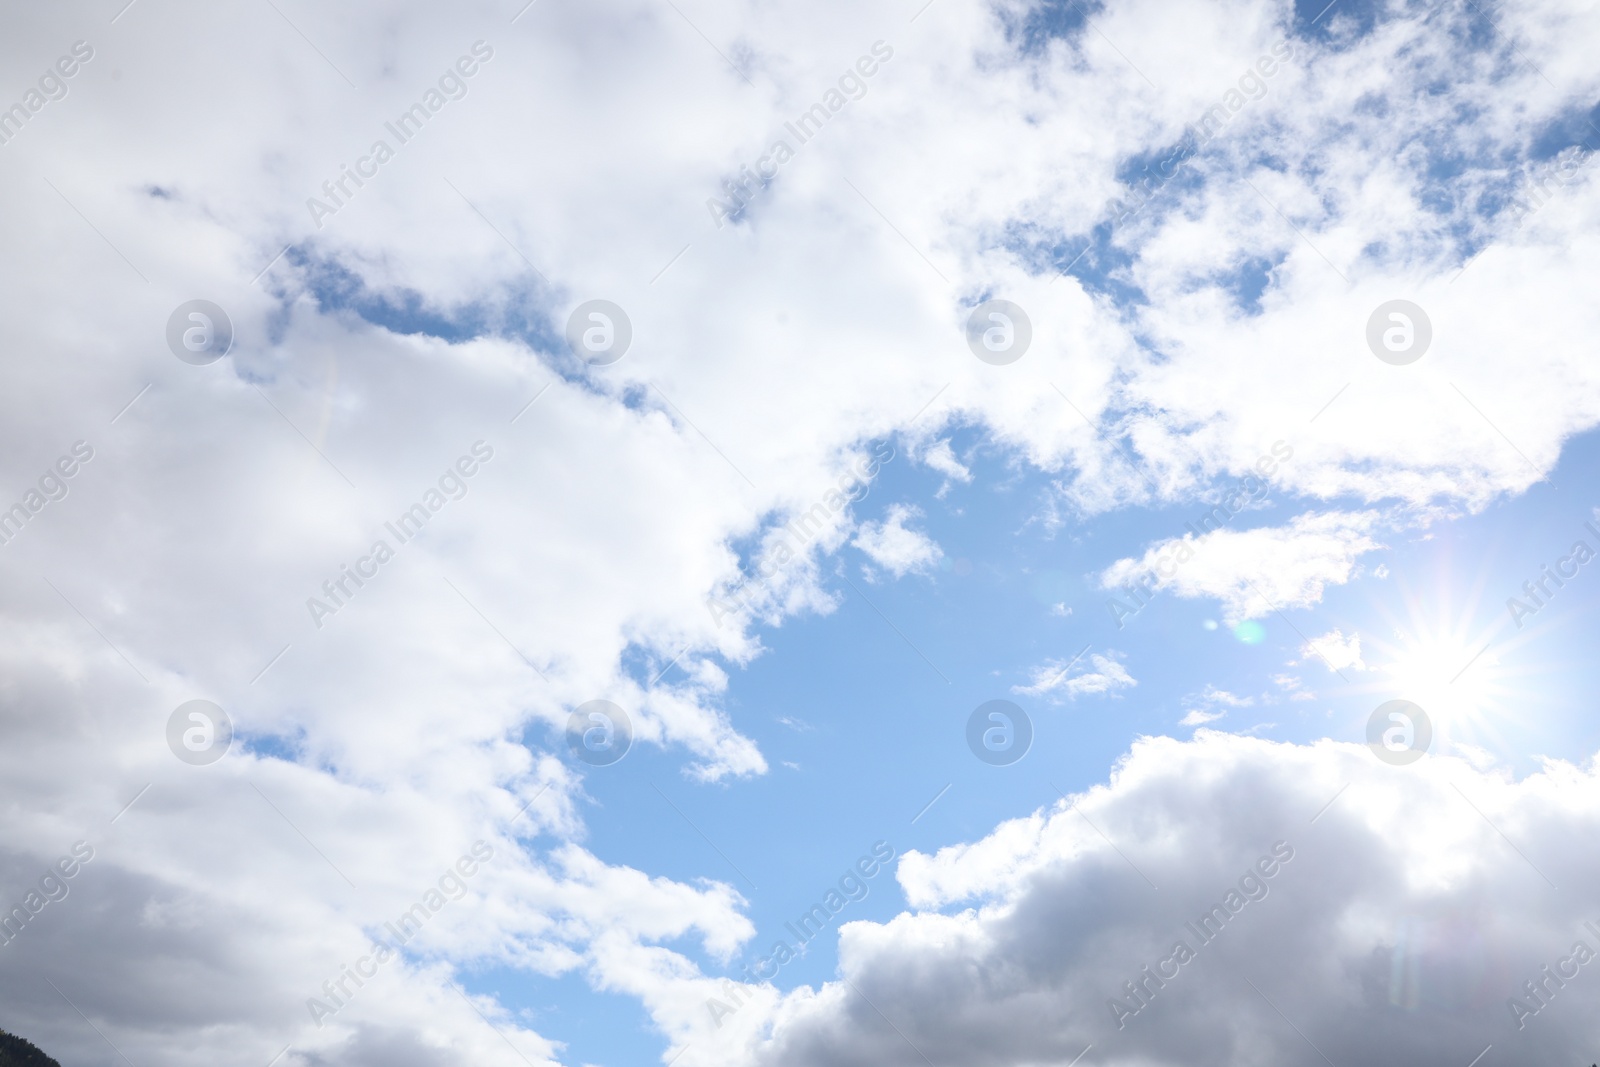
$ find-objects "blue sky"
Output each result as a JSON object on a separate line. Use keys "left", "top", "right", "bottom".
{"left": 490, "top": 424, "right": 1600, "bottom": 1065}
{"left": 6, "top": 1, "right": 1600, "bottom": 1066}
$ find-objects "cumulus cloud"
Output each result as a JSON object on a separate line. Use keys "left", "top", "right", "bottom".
{"left": 852, "top": 505, "right": 943, "bottom": 579}
{"left": 702, "top": 734, "right": 1600, "bottom": 1067}
{"left": 2, "top": 0, "right": 1599, "bottom": 1060}
{"left": 1101, "top": 512, "right": 1384, "bottom": 622}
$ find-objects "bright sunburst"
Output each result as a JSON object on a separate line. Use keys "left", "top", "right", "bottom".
{"left": 1356, "top": 561, "right": 1521, "bottom": 758}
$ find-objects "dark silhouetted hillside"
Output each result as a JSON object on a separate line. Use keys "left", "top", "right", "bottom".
{"left": 0, "top": 1030, "right": 60, "bottom": 1067}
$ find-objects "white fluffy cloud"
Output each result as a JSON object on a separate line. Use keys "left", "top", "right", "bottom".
{"left": 852, "top": 504, "right": 943, "bottom": 579}
{"left": 1014, "top": 651, "right": 1136, "bottom": 701}
{"left": 1301, "top": 628, "right": 1366, "bottom": 673}
{"left": 3, "top": 0, "right": 1600, "bottom": 1062}
{"left": 1178, "top": 684, "right": 1253, "bottom": 726}
{"left": 1101, "top": 511, "right": 1383, "bottom": 622}
{"left": 709, "top": 733, "right": 1600, "bottom": 1067}
{"left": 916, "top": 439, "right": 972, "bottom": 497}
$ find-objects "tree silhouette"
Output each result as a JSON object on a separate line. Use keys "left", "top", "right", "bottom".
{"left": 0, "top": 1030, "right": 60, "bottom": 1067}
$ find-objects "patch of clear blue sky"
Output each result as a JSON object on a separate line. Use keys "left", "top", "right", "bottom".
{"left": 1007, "top": 0, "right": 1099, "bottom": 54}
{"left": 474, "top": 422, "right": 1600, "bottom": 1067}
{"left": 284, "top": 247, "right": 563, "bottom": 354}
{"left": 1292, "top": 0, "right": 1383, "bottom": 43}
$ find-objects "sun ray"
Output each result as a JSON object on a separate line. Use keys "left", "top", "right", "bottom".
{"left": 1351, "top": 547, "right": 1543, "bottom": 763}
